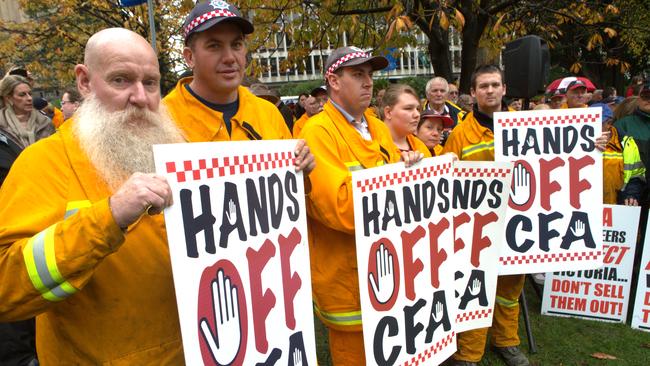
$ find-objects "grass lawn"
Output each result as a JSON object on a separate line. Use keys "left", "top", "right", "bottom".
{"left": 315, "top": 280, "right": 650, "bottom": 365}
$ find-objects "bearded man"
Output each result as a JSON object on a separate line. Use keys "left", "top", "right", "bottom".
{"left": 0, "top": 28, "right": 186, "bottom": 364}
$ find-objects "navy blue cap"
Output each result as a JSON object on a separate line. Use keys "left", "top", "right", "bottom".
{"left": 183, "top": 0, "right": 254, "bottom": 43}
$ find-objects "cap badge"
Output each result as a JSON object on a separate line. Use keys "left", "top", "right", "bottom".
{"left": 209, "top": 0, "right": 230, "bottom": 10}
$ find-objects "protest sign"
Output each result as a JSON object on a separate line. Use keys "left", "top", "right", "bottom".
{"left": 154, "top": 140, "right": 316, "bottom": 366}
{"left": 494, "top": 108, "right": 603, "bottom": 275}
{"left": 352, "top": 155, "right": 457, "bottom": 366}
{"left": 632, "top": 215, "right": 650, "bottom": 332}
{"left": 542, "top": 205, "right": 640, "bottom": 322}
{"left": 451, "top": 161, "right": 513, "bottom": 332}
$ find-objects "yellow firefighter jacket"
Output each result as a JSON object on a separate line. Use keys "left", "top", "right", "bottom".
{"left": 0, "top": 120, "right": 183, "bottom": 364}
{"left": 163, "top": 77, "right": 291, "bottom": 142}
{"left": 443, "top": 111, "right": 495, "bottom": 161}
{"left": 406, "top": 134, "right": 433, "bottom": 157}
{"left": 293, "top": 112, "right": 310, "bottom": 138}
{"left": 603, "top": 125, "right": 623, "bottom": 204}
{"left": 443, "top": 110, "right": 525, "bottom": 362}
{"left": 300, "top": 101, "right": 401, "bottom": 331}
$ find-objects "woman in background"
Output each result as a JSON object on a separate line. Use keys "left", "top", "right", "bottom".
{"left": 382, "top": 84, "right": 431, "bottom": 156}
{"left": 0, "top": 75, "right": 54, "bottom": 150}
{"left": 416, "top": 110, "right": 454, "bottom": 156}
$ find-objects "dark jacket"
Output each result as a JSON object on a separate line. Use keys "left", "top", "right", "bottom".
{"left": 0, "top": 130, "right": 36, "bottom": 366}
{"left": 424, "top": 100, "right": 465, "bottom": 127}
{"left": 0, "top": 130, "right": 22, "bottom": 187}
{"left": 615, "top": 108, "right": 650, "bottom": 141}
{"left": 277, "top": 101, "right": 295, "bottom": 132}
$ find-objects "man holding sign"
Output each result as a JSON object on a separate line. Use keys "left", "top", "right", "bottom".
{"left": 443, "top": 65, "right": 529, "bottom": 366}
{"left": 0, "top": 28, "right": 186, "bottom": 363}
{"left": 163, "top": 0, "right": 314, "bottom": 173}
{"left": 299, "top": 46, "right": 423, "bottom": 364}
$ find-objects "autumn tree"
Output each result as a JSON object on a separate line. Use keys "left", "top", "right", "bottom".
{"left": 242, "top": 0, "right": 648, "bottom": 92}
{"left": 491, "top": 0, "right": 650, "bottom": 90}
{"left": 2, "top": 0, "right": 647, "bottom": 95}
{"left": 0, "top": 0, "right": 193, "bottom": 94}
{"left": 236, "top": 1, "right": 523, "bottom": 91}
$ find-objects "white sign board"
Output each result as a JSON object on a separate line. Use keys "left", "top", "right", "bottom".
{"left": 494, "top": 108, "right": 604, "bottom": 274}
{"left": 542, "top": 205, "right": 640, "bottom": 322}
{"left": 451, "top": 161, "right": 513, "bottom": 332}
{"left": 352, "top": 156, "right": 457, "bottom": 366}
{"left": 154, "top": 140, "right": 317, "bottom": 366}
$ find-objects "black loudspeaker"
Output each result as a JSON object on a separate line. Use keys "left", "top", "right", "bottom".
{"left": 503, "top": 35, "right": 550, "bottom": 98}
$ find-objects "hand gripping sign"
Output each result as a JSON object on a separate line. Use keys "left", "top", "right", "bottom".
{"left": 495, "top": 108, "right": 604, "bottom": 274}
{"left": 451, "top": 161, "right": 513, "bottom": 332}
{"left": 154, "top": 140, "right": 316, "bottom": 366}
{"left": 542, "top": 205, "right": 641, "bottom": 323}
{"left": 352, "top": 155, "right": 457, "bottom": 366}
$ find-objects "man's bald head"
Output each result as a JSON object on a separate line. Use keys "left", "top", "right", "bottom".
{"left": 84, "top": 28, "right": 157, "bottom": 71}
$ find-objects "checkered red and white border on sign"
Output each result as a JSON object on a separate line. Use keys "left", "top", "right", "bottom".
{"left": 499, "top": 250, "right": 602, "bottom": 266}
{"left": 164, "top": 151, "right": 295, "bottom": 183}
{"left": 454, "top": 167, "right": 511, "bottom": 178}
{"left": 456, "top": 308, "right": 493, "bottom": 323}
{"left": 403, "top": 331, "right": 456, "bottom": 366}
{"left": 497, "top": 113, "right": 601, "bottom": 128}
{"left": 356, "top": 162, "right": 453, "bottom": 193}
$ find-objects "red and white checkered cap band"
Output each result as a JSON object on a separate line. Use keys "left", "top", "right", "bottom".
{"left": 184, "top": 10, "right": 237, "bottom": 37}
{"left": 326, "top": 51, "right": 368, "bottom": 76}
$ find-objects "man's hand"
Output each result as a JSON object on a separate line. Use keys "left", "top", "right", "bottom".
{"left": 109, "top": 172, "right": 173, "bottom": 229}
{"left": 294, "top": 140, "right": 315, "bottom": 174}
{"left": 401, "top": 151, "right": 424, "bottom": 167}
{"left": 624, "top": 197, "right": 639, "bottom": 206}
{"left": 595, "top": 131, "right": 611, "bottom": 152}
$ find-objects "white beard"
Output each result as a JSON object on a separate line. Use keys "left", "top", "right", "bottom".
{"left": 73, "top": 95, "right": 185, "bottom": 190}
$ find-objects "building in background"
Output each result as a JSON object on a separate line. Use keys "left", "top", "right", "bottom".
{"left": 251, "top": 29, "right": 464, "bottom": 84}
{"left": 0, "top": 0, "right": 26, "bottom": 23}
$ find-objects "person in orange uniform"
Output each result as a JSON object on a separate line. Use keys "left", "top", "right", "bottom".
{"left": 59, "top": 88, "right": 83, "bottom": 126}
{"left": 293, "top": 95, "right": 323, "bottom": 137}
{"left": 0, "top": 27, "right": 188, "bottom": 364}
{"left": 382, "top": 83, "right": 431, "bottom": 156}
{"left": 443, "top": 64, "right": 530, "bottom": 366}
{"left": 300, "top": 46, "right": 423, "bottom": 365}
{"left": 444, "top": 66, "right": 609, "bottom": 366}
{"left": 164, "top": 0, "right": 314, "bottom": 169}
{"left": 559, "top": 80, "right": 622, "bottom": 204}
{"left": 50, "top": 106, "right": 64, "bottom": 129}
{"left": 416, "top": 110, "right": 454, "bottom": 156}
{"left": 593, "top": 103, "right": 624, "bottom": 204}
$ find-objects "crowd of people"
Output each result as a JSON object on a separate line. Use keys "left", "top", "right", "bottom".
{"left": 0, "top": 0, "right": 649, "bottom": 365}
